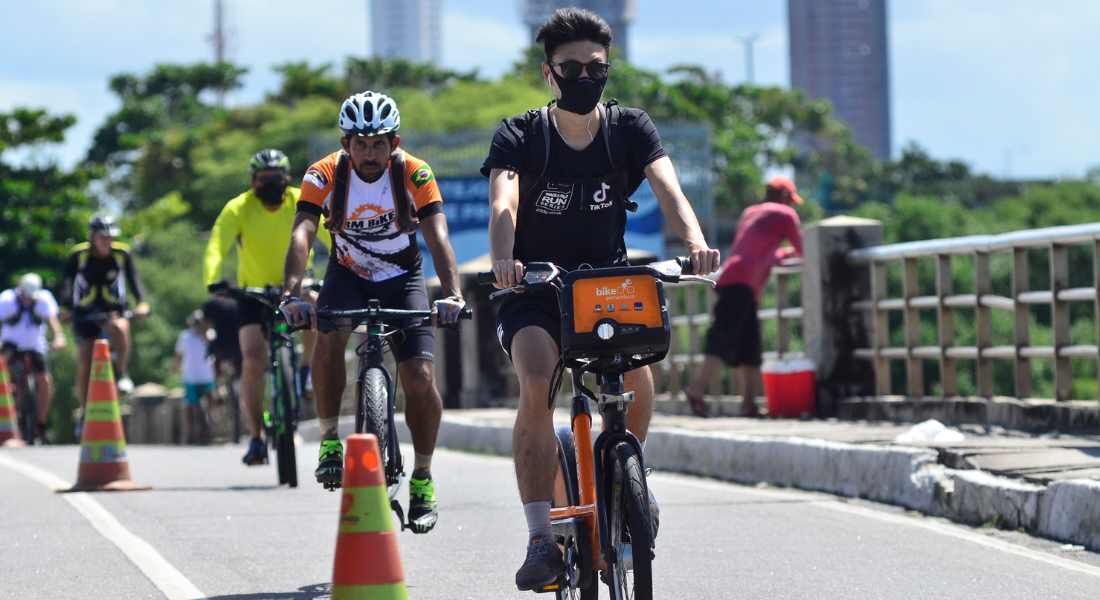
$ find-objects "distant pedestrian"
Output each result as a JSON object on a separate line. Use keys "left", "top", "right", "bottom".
{"left": 174, "top": 310, "right": 214, "bottom": 444}
{"left": 686, "top": 176, "right": 804, "bottom": 417}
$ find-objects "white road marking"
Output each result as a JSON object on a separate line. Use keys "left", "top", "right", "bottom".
{"left": 0, "top": 453, "right": 206, "bottom": 600}
{"left": 655, "top": 472, "right": 1100, "bottom": 580}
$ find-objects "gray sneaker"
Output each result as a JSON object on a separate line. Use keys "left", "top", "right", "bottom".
{"left": 515, "top": 535, "right": 565, "bottom": 591}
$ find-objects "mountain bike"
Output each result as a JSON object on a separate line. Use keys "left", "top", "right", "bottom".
{"left": 481, "top": 257, "right": 710, "bottom": 600}
{"left": 210, "top": 284, "right": 301, "bottom": 488}
{"left": 300, "top": 300, "right": 470, "bottom": 528}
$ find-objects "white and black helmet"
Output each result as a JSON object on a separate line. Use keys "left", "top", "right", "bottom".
{"left": 338, "top": 91, "right": 400, "bottom": 137}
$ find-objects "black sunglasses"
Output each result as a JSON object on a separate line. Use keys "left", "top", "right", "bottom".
{"left": 550, "top": 59, "right": 611, "bottom": 80}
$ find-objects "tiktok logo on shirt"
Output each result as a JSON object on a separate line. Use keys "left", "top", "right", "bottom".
{"left": 589, "top": 181, "right": 613, "bottom": 211}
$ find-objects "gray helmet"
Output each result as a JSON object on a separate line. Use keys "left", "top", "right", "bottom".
{"left": 89, "top": 215, "right": 121, "bottom": 237}
{"left": 249, "top": 148, "right": 290, "bottom": 175}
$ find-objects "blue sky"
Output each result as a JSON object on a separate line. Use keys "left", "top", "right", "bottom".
{"left": 3, "top": 0, "right": 1098, "bottom": 179}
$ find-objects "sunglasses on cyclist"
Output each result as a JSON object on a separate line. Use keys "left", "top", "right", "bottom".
{"left": 550, "top": 59, "right": 611, "bottom": 80}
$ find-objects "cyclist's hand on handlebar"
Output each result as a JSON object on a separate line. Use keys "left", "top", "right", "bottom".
{"left": 492, "top": 259, "right": 524, "bottom": 289}
{"left": 133, "top": 302, "right": 151, "bottom": 318}
{"left": 280, "top": 296, "right": 316, "bottom": 330}
{"left": 433, "top": 295, "right": 466, "bottom": 326}
{"left": 687, "top": 244, "right": 721, "bottom": 275}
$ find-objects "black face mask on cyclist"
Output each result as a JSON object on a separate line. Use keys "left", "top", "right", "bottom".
{"left": 255, "top": 179, "right": 287, "bottom": 205}
{"left": 551, "top": 70, "right": 607, "bottom": 115}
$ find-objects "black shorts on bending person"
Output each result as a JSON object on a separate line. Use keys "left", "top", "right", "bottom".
{"left": 703, "top": 284, "right": 763, "bottom": 368}
{"left": 316, "top": 262, "right": 434, "bottom": 363}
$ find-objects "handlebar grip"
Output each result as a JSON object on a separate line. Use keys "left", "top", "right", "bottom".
{"left": 476, "top": 272, "right": 497, "bottom": 286}
{"left": 676, "top": 256, "right": 693, "bottom": 274}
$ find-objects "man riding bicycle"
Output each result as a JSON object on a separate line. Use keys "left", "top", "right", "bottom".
{"left": 204, "top": 148, "right": 332, "bottom": 466}
{"left": 62, "top": 215, "right": 150, "bottom": 412}
{"left": 482, "top": 8, "right": 720, "bottom": 590}
{"left": 280, "top": 90, "right": 465, "bottom": 533}
{"left": 0, "top": 273, "right": 66, "bottom": 442}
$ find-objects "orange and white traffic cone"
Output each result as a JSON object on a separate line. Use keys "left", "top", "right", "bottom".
{"left": 68, "top": 339, "right": 149, "bottom": 491}
{"left": 0, "top": 355, "right": 24, "bottom": 448}
{"left": 331, "top": 434, "right": 408, "bottom": 599}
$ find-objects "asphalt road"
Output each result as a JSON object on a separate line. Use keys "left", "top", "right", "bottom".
{"left": 3, "top": 442, "right": 1100, "bottom": 599}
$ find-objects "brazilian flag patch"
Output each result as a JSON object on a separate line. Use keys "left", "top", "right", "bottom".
{"left": 411, "top": 165, "right": 435, "bottom": 188}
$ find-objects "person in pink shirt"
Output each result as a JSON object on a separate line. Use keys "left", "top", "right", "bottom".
{"left": 686, "top": 176, "right": 804, "bottom": 417}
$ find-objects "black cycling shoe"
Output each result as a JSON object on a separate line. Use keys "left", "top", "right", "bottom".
{"left": 407, "top": 469, "right": 438, "bottom": 534}
{"left": 241, "top": 437, "right": 268, "bottom": 466}
{"left": 315, "top": 439, "right": 343, "bottom": 491}
{"left": 515, "top": 535, "right": 565, "bottom": 591}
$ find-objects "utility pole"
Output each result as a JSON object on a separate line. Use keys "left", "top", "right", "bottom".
{"left": 735, "top": 33, "right": 759, "bottom": 84}
{"left": 208, "top": 0, "right": 228, "bottom": 106}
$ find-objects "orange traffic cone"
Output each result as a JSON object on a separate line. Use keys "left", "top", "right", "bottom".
{"left": 332, "top": 434, "right": 408, "bottom": 599}
{"left": 68, "top": 339, "right": 148, "bottom": 492}
{"left": 0, "top": 355, "right": 24, "bottom": 447}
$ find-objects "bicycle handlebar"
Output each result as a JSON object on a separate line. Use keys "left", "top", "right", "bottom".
{"left": 477, "top": 257, "right": 714, "bottom": 299}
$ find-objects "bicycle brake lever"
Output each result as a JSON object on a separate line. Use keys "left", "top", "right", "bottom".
{"left": 489, "top": 287, "right": 524, "bottom": 301}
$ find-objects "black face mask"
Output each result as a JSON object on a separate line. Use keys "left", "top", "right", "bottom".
{"left": 256, "top": 181, "right": 287, "bottom": 205}
{"left": 551, "top": 70, "right": 607, "bottom": 115}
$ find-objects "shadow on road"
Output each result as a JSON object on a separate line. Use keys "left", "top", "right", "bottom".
{"left": 145, "top": 484, "right": 283, "bottom": 493}
{"left": 204, "top": 582, "right": 331, "bottom": 599}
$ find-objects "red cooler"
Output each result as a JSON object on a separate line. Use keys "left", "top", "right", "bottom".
{"left": 762, "top": 357, "right": 816, "bottom": 418}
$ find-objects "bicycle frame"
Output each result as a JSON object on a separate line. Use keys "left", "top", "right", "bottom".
{"left": 265, "top": 319, "right": 300, "bottom": 439}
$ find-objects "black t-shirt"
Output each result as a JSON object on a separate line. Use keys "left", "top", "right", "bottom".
{"left": 480, "top": 104, "right": 667, "bottom": 194}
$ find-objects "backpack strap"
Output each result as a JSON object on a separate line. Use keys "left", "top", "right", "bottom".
{"left": 326, "top": 152, "right": 352, "bottom": 233}
{"left": 388, "top": 150, "right": 416, "bottom": 233}
{"left": 538, "top": 106, "right": 551, "bottom": 184}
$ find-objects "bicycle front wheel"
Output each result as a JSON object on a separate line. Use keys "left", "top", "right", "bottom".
{"left": 274, "top": 348, "right": 298, "bottom": 487}
{"left": 605, "top": 442, "right": 653, "bottom": 600}
{"left": 357, "top": 366, "right": 390, "bottom": 451}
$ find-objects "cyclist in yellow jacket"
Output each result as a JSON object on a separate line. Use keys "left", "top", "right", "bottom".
{"left": 204, "top": 149, "right": 331, "bottom": 466}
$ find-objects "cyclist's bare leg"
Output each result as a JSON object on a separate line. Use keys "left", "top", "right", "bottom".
{"left": 311, "top": 329, "right": 351, "bottom": 439}
{"left": 623, "top": 364, "right": 655, "bottom": 441}
{"left": 75, "top": 339, "right": 94, "bottom": 409}
{"left": 239, "top": 325, "right": 269, "bottom": 439}
{"left": 34, "top": 371, "right": 52, "bottom": 425}
{"left": 397, "top": 357, "right": 441, "bottom": 468}
{"left": 103, "top": 316, "right": 130, "bottom": 375}
{"left": 511, "top": 326, "right": 560, "bottom": 503}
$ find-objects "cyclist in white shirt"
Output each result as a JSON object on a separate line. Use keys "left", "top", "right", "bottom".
{"left": 0, "top": 273, "right": 66, "bottom": 441}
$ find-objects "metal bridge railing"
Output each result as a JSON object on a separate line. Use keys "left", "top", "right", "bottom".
{"left": 847, "top": 223, "right": 1100, "bottom": 401}
{"left": 657, "top": 264, "right": 804, "bottom": 397}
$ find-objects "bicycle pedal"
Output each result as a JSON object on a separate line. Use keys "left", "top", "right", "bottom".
{"left": 535, "top": 576, "right": 565, "bottom": 594}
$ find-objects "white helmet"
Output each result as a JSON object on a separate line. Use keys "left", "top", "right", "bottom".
{"left": 18, "top": 273, "right": 42, "bottom": 296}
{"left": 338, "top": 91, "right": 400, "bottom": 137}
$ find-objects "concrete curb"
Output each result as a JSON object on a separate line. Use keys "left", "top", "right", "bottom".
{"left": 300, "top": 413, "right": 1100, "bottom": 551}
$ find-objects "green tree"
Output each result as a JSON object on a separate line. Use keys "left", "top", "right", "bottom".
{"left": 0, "top": 108, "right": 95, "bottom": 287}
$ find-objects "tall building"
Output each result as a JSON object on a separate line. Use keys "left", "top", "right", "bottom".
{"left": 370, "top": 0, "right": 443, "bottom": 65}
{"left": 521, "top": 0, "right": 636, "bottom": 60}
{"left": 788, "top": 0, "right": 892, "bottom": 160}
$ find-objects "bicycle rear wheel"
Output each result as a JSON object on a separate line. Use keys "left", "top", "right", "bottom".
{"left": 605, "top": 442, "right": 653, "bottom": 600}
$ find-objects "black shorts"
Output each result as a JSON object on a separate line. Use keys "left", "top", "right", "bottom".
{"left": 496, "top": 292, "right": 561, "bottom": 359}
{"left": 73, "top": 306, "right": 123, "bottom": 341}
{"left": 1, "top": 343, "right": 47, "bottom": 374}
{"left": 704, "top": 284, "right": 762, "bottom": 368}
{"left": 317, "top": 262, "right": 434, "bottom": 363}
{"left": 237, "top": 295, "right": 273, "bottom": 331}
